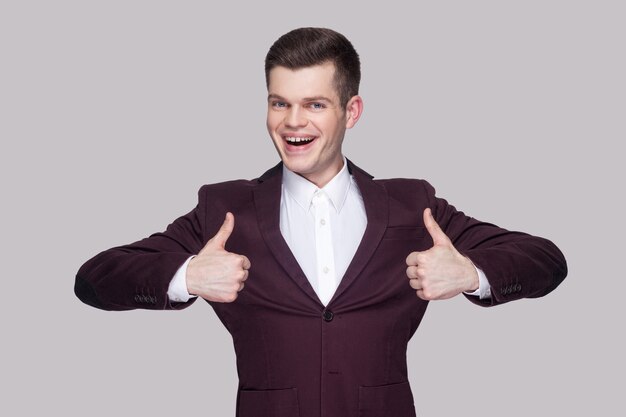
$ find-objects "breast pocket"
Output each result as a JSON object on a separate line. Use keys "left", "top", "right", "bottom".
{"left": 238, "top": 387, "right": 300, "bottom": 417}
{"left": 358, "top": 381, "right": 416, "bottom": 417}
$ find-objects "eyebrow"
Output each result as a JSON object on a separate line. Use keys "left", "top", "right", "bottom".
{"left": 267, "top": 94, "right": 333, "bottom": 103}
{"left": 267, "top": 94, "right": 284, "bottom": 102}
{"left": 302, "top": 96, "right": 333, "bottom": 103}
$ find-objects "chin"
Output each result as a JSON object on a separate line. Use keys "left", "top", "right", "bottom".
{"left": 282, "top": 159, "right": 312, "bottom": 175}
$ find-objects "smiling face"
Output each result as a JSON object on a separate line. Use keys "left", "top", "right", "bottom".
{"left": 266, "top": 62, "right": 363, "bottom": 188}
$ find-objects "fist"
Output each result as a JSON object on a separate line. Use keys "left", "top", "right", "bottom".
{"left": 186, "top": 212, "right": 251, "bottom": 303}
{"left": 405, "top": 208, "right": 478, "bottom": 300}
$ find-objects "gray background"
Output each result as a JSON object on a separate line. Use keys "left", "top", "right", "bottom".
{"left": 1, "top": 0, "right": 624, "bottom": 415}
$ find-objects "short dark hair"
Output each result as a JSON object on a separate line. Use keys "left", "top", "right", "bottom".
{"left": 265, "top": 27, "right": 361, "bottom": 108}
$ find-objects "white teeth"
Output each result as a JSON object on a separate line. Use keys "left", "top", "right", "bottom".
{"left": 285, "top": 136, "right": 314, "bottom": 143}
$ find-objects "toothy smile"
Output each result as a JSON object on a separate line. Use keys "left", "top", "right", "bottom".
{"left": 284, "top": 136, "right": 316, "bottom": 146}
{"left": 285, "top": 136, "right": 315, "bottom": 143}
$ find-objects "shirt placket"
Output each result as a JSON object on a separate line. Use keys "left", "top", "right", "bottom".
{"left": 312, "top": 191, "right": 336, "bottom": 306}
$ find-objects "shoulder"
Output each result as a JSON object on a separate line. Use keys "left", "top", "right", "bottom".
{"left": 197, "top": 162, "right": 280, "bottom": 196}
{"left": 195, "top": 178, "right": 258, "bottom": 209}
{"left": 373, "top": 177, "right": 437, "bottom": 201}
{"left": 362, "top": 177, "right": 437, "bottom": 226}
{"left": 193, "top": 163, "right": 281, "bottom": 214}
{"left": 347, "top": 159, "right": 439, "bottom": 206}
{"left": 198, "top": 178, "right": 257, "bottom": 195}
{"left": 348, "top": 159, "right": 437, "bottom": 199}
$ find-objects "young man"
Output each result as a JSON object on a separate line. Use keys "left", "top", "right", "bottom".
{"left": 75, "top": 27, "right": 567, "bottom": 417}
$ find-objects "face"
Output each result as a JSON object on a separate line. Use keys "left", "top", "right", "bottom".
{"left": 266, "top": 62, "right": 363, "bottom": 187}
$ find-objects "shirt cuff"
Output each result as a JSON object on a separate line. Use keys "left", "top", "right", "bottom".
{"left": 167, "top": 256, "right": 197, "bottom": 302}
{"left": 464, "top": 264, "right": 491, "bottom": 300}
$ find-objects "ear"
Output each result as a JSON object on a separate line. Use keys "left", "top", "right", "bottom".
{"left": 344, "top": 95, "right": 364, "bottom": 129}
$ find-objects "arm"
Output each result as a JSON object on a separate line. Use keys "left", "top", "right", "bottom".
{"left": 425, "top": 180, "right": 567, "bottom": 307}
{"left": 406, "top": 180, "right": 566, "bottom": 306}
{"left": 74, "top": 194, "right": 206, "bottom": 311}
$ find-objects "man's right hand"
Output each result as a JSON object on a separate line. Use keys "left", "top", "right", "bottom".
{"left": 186, "top": 212, "right": 251, "bottom": 303}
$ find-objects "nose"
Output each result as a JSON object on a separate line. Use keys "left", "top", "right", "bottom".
{"left": 285, "top": 106, "right": 307, "bottom": 128}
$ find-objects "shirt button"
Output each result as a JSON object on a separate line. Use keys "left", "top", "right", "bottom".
{"left": 320, "top": 218, "right": 326, "bottom": 225}
{"left": 323, "top": 266, "right": 329, "bottom": 274}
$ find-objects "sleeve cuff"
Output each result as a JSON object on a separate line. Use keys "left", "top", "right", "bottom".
{"left": 167, "top": 256, "right": 197, "bottom": 302}
{"left": 464, "top": 264, "right": 492, "bottom": 300}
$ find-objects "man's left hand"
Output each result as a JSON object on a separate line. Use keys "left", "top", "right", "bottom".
{"left": 406, "top": 208, "right": 479, "bottom": 300}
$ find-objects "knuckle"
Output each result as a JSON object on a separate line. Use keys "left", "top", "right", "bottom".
{"left": 405, "top": 266, "right": 414, "bottom": 278}
{"left": 405, "top": 252, "right": 416, "bottom": 265}
{"left": 227, "top": 255, "right": 242, "bottom": 266}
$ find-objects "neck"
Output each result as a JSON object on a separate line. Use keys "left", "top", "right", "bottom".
{"left": 299, "top": 158, "right": 344, "bottom": 188}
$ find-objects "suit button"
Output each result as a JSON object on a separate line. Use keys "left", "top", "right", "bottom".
{"left": 323, "top": 310, "right": 334, "bottom": 322}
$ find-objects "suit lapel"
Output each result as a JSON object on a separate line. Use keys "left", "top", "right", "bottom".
{"left": 253, "top": 159, "right": 389, "bottom": 308}
{"left": 253, "top": 163, "right": 322, "bottom": 305}
{"left": 328, "top": 159, "right": 389, "bottom": 305}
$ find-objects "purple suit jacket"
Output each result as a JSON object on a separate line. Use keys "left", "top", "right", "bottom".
{"left": 75, "top": 160, "right": 567, "bottom": 417}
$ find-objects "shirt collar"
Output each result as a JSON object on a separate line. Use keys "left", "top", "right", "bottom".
{"left": 282, "top": 156, "right": 352, "bottom": 213}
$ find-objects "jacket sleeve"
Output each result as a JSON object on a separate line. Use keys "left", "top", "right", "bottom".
{"left": 422, "top": 181, "right": 568, "bottom": 307}
{"left": 74, "top": 188, "right": 206, "bottom": 311}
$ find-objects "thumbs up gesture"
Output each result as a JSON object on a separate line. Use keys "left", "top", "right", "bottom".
{"left": 405, "top": 208, "right": 479, "bottom": 300}
{"left": 186, "top": 212, "right": 251, "bottom": 303}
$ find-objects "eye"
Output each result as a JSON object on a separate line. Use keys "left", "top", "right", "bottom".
{"left": 308, "top": 102, "right": 326, "bottom": 110}
{"left": 271, "top": 101, "right": 288, "bottom": 109}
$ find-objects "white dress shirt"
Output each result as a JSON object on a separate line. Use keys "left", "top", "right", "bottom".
{"left": 279, "top": 157, "right": 367, "bottom": 305}
{"left": 168, "top": 157, "right": 490, "bottom": 303}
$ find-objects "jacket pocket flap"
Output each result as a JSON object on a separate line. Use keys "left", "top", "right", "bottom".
{"left": 238, "top": 387, "right": 299, "bottom": 417}
{"left": 359, "top": 381, "right": 416, "bottom": 417}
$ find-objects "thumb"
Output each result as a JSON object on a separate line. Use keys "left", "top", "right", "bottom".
{"left": 423, "top": 208, "right": 451, "bottom": 247}
{"left": 202, "top": 212, "right": 234, "bottom": 252}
